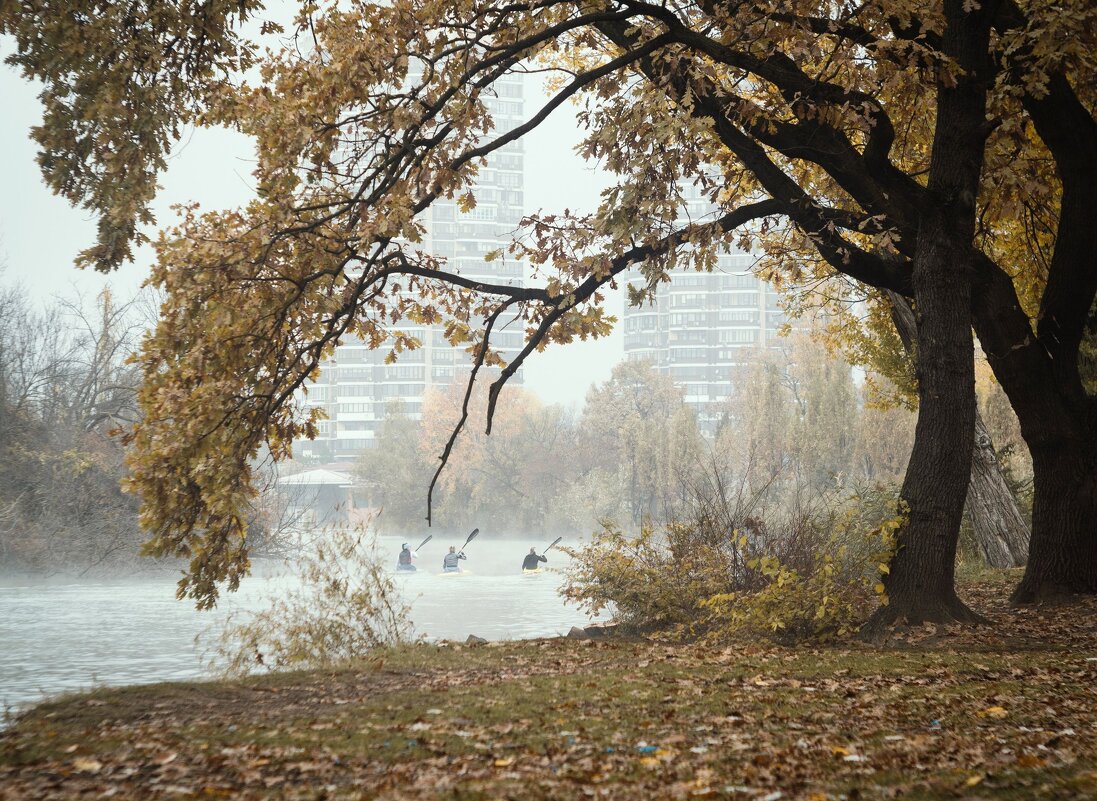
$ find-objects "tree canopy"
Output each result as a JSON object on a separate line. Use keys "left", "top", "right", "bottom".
{"left": 5, "top": 0, "right": 1095, "bottom": 613}
{"left": 1, "top": 0, "right": 264, "bottom": 271}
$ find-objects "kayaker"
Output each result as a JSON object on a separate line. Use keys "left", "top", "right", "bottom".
{"left": 442, "top": 545, "right": 466, "bottom": 572}
{"left": 522, "top": 547, "right": 547, "bottom": 571}
{"left": 397, "top": 543, "right": 416, "bottom": 571}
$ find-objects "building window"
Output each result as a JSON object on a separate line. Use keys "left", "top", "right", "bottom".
{"left": 718, "top": 329, "right": 758, "bottom": 343}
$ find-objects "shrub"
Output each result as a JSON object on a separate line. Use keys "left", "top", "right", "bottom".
{"left": 207, "top": 527, "right": 414, "bottom": 676}
{"left": 559, "top": 520, "right": 732, "bottom": 632}
{"left": 560, "top": 485, "right": 901, "bottom": 644}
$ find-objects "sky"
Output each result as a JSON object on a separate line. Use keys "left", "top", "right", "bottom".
{"left": 0, "top": 38, "right": 622, "bottom": 407}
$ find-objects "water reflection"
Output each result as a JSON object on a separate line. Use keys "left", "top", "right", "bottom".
{"left": 0, "top": 535, "right": 591, "bottom": 713}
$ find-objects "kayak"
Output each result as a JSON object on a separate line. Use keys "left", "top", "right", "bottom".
{"left": 438, "top": 570, "right": 471, "bottom": 577}
{"left": 521, "top": 568, "right": 545, "bottom": 575}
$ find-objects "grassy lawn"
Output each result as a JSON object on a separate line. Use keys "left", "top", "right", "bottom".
{"left": 2, "top": 574, "right": 1096, "bottom": 800}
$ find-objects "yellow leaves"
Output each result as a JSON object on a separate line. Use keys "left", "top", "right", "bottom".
{"left": 72, "top": 758, "right": 103, "bottom": 774}
{"left": 43, "top": 0, "right": 1053, "bottom": 618}
{"left": 492, "top": 757, "right": 514, "bottom": 767}
{"left": 443, "top": 321, "right": 472, "bottom": 346}
{"left": 457, "top": 191, "right": 477, "bottom": 213}
{"left": 977, "top": 705, "right": 1008, "bottom": 719}
{"left": 1016, "top": 753, "right": 1047, "bottom": 768}
{"left": 6, "top": 0, "right": 262, "bottom": 271}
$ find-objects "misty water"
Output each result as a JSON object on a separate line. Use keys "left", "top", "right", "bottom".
{"left": 0, "top": 535, "right": 593, "bottom": 715}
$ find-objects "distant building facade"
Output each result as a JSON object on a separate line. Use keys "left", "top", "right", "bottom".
{"left": 296, "top": 75, "right": 525, "bottom": 462}
{"left": 622, "top": 187, "right": 787, "bottom": 435}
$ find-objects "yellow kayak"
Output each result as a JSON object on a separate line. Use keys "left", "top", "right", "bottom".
{"left": 522, "top": 568, "right": 545, "bottom": 575}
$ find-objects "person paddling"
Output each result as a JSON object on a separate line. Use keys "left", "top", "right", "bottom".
{"left": 442, "top": 545, "right": 466, "bottom": 573}
{"left": 522, "top": 547, "right": 547, "bottom": 571}
{"left": 397, "top": 542, "right": 416, "bottom": 571}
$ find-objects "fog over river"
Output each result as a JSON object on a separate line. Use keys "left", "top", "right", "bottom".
{"left": 0, "top": 534, "right": 592, "bottom": 714}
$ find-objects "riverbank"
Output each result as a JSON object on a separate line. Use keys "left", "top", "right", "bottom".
{"left": 3, "top": 575, "right": 1096, "bottom": 800}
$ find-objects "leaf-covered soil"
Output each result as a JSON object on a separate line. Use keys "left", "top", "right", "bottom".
{"left": 2, "top": 572, "right": 1096, "bottom": 800}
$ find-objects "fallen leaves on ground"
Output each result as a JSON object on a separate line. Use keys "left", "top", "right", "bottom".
{"left": 1, "top": 572, "right": 1096, "bottom": 799}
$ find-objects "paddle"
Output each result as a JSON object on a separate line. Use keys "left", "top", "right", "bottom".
{"left": 414, "top": 534, "right": 432, "bottom": 552}
{"left": 542, "top": 536, "right": 562, "bottom": 555}
{"left": 459, "top": 528, "right": 479, "bottom": 553}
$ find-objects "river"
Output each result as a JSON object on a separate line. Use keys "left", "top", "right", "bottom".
{"left": 0, "top": 535, "right": 592, "bottom": 714}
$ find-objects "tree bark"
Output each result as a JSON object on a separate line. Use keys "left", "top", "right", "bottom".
{"left": 969, "top": 260, "right": 1097, "bottom": 600}
{"left": 978, "top": 21, "right": 1097, "bottom": 599}
{"left": 867, "top": 232, "right": 982, "bottom": 632}
{"left": 886, "top": 290, "right": 1030, "bottom": 568}
{"left": 1010, "top": 440, "right": 1097, "bottom": 602}
{"left": 862, "top": 0, "right": 995, "bottom": 636}
{"left": 967, "top": 414, "right": 1029, "bottom": 567}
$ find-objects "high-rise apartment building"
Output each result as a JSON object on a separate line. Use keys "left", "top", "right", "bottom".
{"left": 622, "top": 185, "right": 786, "bottom": 435}
{"left": 296, "top": 75, "right": 525, "bottom": 462}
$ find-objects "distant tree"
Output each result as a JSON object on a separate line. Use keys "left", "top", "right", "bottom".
{"left": 420, "top": 380, "right": 583, "bottom": 534}
{"left": 785, "top": 336, "right": 858, "bottom": 492}
{"left": 850, "top": 383, "right": 917, "bottom": 488}
{"left": 0, "top": 278, "right": 146, "bottom": 572}
{"left": 356, "top": 402, "right": 436, "bottom": 534}
{"left": 578, "top": 361, "right": 703, "bottom": 526}
{"left": 722, "top": 337, "right": 899, "bottom": 501}
{"left": 724, "top": 349, "right": 796, "bottom": 495}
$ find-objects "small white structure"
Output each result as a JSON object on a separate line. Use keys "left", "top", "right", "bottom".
{"left": 276, "top": 468, "right": 359, "bottom": 527}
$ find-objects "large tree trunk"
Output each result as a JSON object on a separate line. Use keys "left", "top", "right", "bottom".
{"left": 976, "top": 41, "right": 1097, "bottom": 598}
{"left": 867, "top": 232, "right": 981, "bottom": 632}
{"left": 967, "top": 414, "right": 1029, "bottom": 567}
{"left": 1010, "top": 440, "right": 1097, "bottom": 602}
{"left": 862, "top": 0, "right": 994, "bottom": 636}
{"left": 887, "top": 291, "right": 1030, "bottom": 568}
{"left": 969, "top": 253, "right": 1097, "bottom": 599}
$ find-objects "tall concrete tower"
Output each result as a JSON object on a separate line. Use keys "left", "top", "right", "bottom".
{"left": 621, "top": 185, "right": 786, "bottom": 436}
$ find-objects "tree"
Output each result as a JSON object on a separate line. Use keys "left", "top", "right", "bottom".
{"left": 1, "top": 0, "right": 263, "bottom": 271}
{"left": 419, "top": 380, "right": 584, "bottom": 534}
{"left": 809, "top": 282, "right": 1031, "bottom": 568}
{"left": 726, "top": 348, "right": 796, "bottom": 496}
{"left": 886, "top": 292, "right": 1029, "bottom": 568}
{"left": 7, "top": 1, "right": 1096, "bottom": 610}
{"left": 0, "top": 276, "right": 147, "bottom": 572}
{"left": 357, "top": 402, "right": 436, "bottom": 534}
{"left": 850, "top": 383, "right": 917, "bottom": 488}
{"left": 859, "top": 0, "right": 989, "bottom": 630}
{"left": 577, "top": 360, "right": 703, "bottom": 526}
{"left": 784, "top": 336, "right": 858, "bottom": 493}
{"left": 721, "top": 336, "right": 914, "bottom": 502}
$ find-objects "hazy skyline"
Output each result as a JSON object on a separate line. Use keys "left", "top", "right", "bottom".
{"left": 0, "top": 45, "right": 622, "bottom": 407}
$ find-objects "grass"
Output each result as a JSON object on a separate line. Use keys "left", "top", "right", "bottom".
{"left": 2, "top": 573, "right": 1096, "bottom": 800}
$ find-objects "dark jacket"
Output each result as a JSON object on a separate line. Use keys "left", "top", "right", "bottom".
{"left": 522, "top": 553, "right": 547, "bottom": 570}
